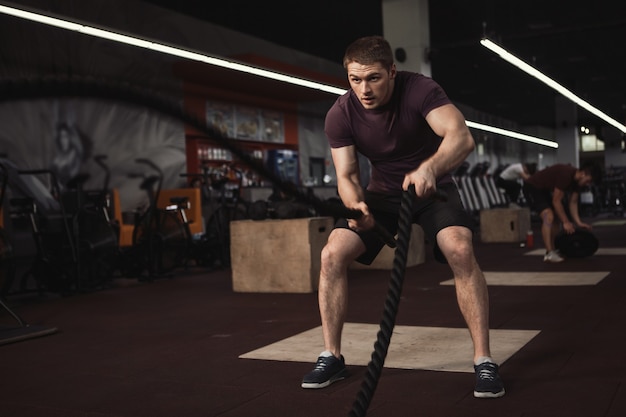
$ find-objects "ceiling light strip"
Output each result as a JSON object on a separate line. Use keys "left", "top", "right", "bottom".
{"left": 0, "top": 4, "right": 556, "bottom": 147}
{"left": 481, "top": 38, "right": 626, "bottom": 134}
{"left": 0, "top": 4, "right": 346, "bottom": 95}
{"left": 466, "top": 121, "right": 558, "bottom": 148}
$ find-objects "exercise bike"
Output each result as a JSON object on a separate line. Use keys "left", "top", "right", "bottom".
{"left": 202, "top": 165, "right": 249, "bottom": 267}
{"left": 123, "top": 158, "right": 188, "bottom": 280}
{"left": 0, "top": 157, "right": 58, "bottom": 344}
{"left": 61, "top": 156, "right": 119, "bottom": 291}
{"left": 12, "top": 169, "right": 79, "bottom": 295}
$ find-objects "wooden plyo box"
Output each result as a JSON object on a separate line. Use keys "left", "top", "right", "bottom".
{"left": 230, "top": 217, "right": 334, "bottom": 293}
{"left": 480, "top": 207, "right": 531, "bottom": 243}
{"left": 351, "top": 224, "right": 425, "bottom": 270}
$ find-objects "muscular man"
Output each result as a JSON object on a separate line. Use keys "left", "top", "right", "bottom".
{"left": 523, "top": 163, "right": 598, "bottom": 262}
{"left": 301, "top": 36, "right": 505, "bottom": 399}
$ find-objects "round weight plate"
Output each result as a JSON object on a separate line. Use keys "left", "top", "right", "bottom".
{"left": 554, "top": 229, "right": 599, "bottom": 258}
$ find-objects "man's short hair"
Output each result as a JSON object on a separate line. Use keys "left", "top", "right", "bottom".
{"left": 343, "top": 36, "right": 394, "bottom": 71}
{"left": 580, "top": 162, "right": 602, "bottom": 183}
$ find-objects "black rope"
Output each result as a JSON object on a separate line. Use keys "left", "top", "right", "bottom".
{"left": 0, "top": 76, "right": 305, "bottom": 199}
{"left": 0, "top": 75, "right": 399, "bottom": 247}
{"left": 349, "top": 187, "right": 415, "bottom": 417}
{"left": 1, "top": 75, "right": 419, "bottom": 414}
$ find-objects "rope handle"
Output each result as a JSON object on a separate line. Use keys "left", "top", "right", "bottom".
{"left": 342, "top": 188, "right": 448, "bottom": 248}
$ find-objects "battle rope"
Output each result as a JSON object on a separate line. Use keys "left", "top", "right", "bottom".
{"left": 2, "top": 76, "right": 421, "bottom": 415}
{"left": 0, "top": 76, "right": 397, "bottom": 247}
{"left": 349, "top": 186, "right": 415, "bottom": 417}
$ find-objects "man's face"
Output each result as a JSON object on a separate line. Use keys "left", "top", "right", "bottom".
{"left": 346, "top": 62, "right": 396, "bottom": 110}
{"left": 577, "top": 172, "right": 593, "bottom": 187}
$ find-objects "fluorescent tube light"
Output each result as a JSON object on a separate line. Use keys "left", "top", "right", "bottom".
{"left": 465, "top": 121, "right": 558, "bottom": 148}
{"left": 481, "top": 38, "right": 626, "bottom": 134}
{"left": 0, "top": 4, "right": 345, "bottom": 95}
{"left": 0, "top": 4, "right": 557, "bottom": 147}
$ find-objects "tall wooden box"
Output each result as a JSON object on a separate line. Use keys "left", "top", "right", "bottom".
{"left": 480, "top": 207, "right": 530, "bottom": 243}
{"left": 351, "top": 224, "right": 425, "bottom": 270}
{"left": 230, "top": 217, "right": 334, "bottom": 293}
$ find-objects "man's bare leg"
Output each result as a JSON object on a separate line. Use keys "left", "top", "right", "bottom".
{"left": 437, "top": 226, "right": 505, "bottom": 398}
{"left": 301, "top": 229, "right": 364, "bottom": 389}
{"left": 437, "top": 226, "right": 490, "bottom": 361}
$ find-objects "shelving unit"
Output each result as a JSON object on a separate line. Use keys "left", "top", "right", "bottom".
{"left": 171, "top": 55, "right": 347, "bottom": 188}
{"left": 184, "top": 135, "right": 297, "bottom": 187}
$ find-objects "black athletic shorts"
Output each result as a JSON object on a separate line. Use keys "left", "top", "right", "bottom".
{"left": 334, "top": 183, "right": 476, "bottom": 265}
{"left": 522, "top": 183, "right": 552, "bottom": 213}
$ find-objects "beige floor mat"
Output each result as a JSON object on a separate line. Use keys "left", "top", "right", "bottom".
{"left": 240, "top": 322, "right": 539, "bottom": 373}
{"left": 592, "top": 219, "right": 626, "bottom": 226}
{"left": 440, "top": 271, "right": 609, "bottom": 286}
{"left": 524, "top": 248, "right": 626, "bottom": 256}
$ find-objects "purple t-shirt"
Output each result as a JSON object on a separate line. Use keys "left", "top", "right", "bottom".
{"left": 325, "top": 71, "right": 452, "bottom": 194}
{"left": 525, "top": 163, "right": 579, "bottom": 192}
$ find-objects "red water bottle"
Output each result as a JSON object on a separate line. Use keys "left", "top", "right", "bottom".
{"left": 526, "top": 230, "right": 534, "bottom": 249}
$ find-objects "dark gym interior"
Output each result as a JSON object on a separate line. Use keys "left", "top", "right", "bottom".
{"left": 1, "top": 1, "right": 626, "bottom": 417}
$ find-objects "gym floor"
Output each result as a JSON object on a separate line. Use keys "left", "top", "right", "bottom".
{"left": 1, "top": 214, "right": 626, "bottom": 417}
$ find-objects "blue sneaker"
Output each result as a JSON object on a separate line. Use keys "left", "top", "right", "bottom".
{"left": 474, "top": 361, "right": 505, "bottom": 398}
{"left": 301, "top": 351, "right": 349, "bottom": 389}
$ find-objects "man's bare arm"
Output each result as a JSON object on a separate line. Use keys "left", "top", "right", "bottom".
{"left": 552, "top": 188, "right": 570, "bottom": 224}
{"left": 331, "top": 145, "right": 363, "bottom": 207}
{"left": 403, "top": 104, "right": 475, "bottom": 196}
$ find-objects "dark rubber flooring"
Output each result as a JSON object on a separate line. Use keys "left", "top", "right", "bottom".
{"left": 1, "top": 216, "right": 625, "bottom": 417}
